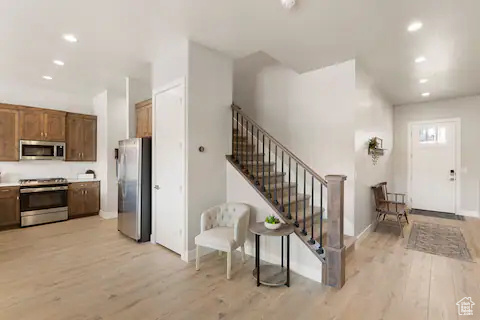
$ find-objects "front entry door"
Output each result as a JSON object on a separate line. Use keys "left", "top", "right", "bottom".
{"left": 410, "top": 120, "right": 457, "bottom": 213}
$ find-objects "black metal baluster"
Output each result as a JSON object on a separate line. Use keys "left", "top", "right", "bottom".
{"left": 308, "top": 176, "right": 315, "bottom": 244}
{"left": 236, "top": 112, "right": 239, "bottom": 164}
{"left": 245, "top": 120, "right": 249, "bottom": 174}
{"left": 317, "top": 184, "right": 324, "bottom": 254}
{"left": 256, "top": 128, "right": 259, "bottom": 185}
{"left": 295, "top": 163, "right": 299, "bottom": 227}
{"left": 231, "top": 108, "right": 234, "bottom": 160}
{"left": 251, "top": 123, "right": 254, "bottom": 179}
{"left": 240, "top": 115, "right": 243, "bottom": 167}
{"left": 287, "top": 157, "right": 292, "bottom": 219}
{"left": 280, "top": 151, "right": 284, "bottom": 212}
{"left": 274, "top": 145, "right": 278, "bottom": 205}
{"left": 302, "top": 169, "right": 307, "bottom": 235}
{"left": 262, "top": 134, "right": 265, "bottom": 191}
{"left": 268, "top": 140, "right": 271, "bottom": 197}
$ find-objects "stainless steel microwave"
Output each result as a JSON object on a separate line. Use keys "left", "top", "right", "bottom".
{"left": 19, "top": 140, "right": 66, "bottom": 160}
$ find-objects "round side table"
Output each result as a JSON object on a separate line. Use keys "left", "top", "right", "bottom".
{"left": 249, "top": 222, "right": 295, "bottom": 287}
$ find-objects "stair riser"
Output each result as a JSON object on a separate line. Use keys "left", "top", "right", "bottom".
{"left": 233, "top": 145, "right": 256, "bottom": 151}
{"left": 234, "top": 154, "right": 264, "bottom": 161}
{"left": 264, "top": 187, "right": 296, "bottom": 198}
{"left": 254, "top": 175, "right": 284, "bottom": 184}
{"left": 244, "top": 166, "right": 276, "bottom": 175}
{"left": 286, "top": 200, "right": 311, "bottom": 213}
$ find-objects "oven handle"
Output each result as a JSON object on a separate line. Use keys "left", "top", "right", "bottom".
{"left": 20, "top": 186, "right": 68, "bottom": 194}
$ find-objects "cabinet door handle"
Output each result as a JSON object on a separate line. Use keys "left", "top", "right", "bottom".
{"left": 41, "top": 132, "right": 44, "bottom": 137}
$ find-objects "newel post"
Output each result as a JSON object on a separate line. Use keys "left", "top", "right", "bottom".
{"left": 325, "top": 175, "right": 347, "bottom": 289}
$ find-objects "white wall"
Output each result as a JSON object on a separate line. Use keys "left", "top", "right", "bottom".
{"left": 0, "top": 82, "right": 96, "bottom": 183}
{"left": 94, "top": 89, "right": 127, "bottom": 217}
{"left": 151, "top": 40, "right": 233, "bottom": 256}
{"left": 233, "top": 58, "right": 357, "bottom": 235}
{"left": 227, "top": 162, "right": 323, "bottom": 283}
{"left": 152, "top": 39, "right": 189, "bottom": 90}
{"left": 354, "top": 66, "right": 394, "bottom": 235}
{"left": 393, "top": 95, "right": 480, "bottom": 217}
{"left": 93, "top": 91, "right": 109, "bottom": 214}
{"left": 186, "top": 42, "right": 233, "bottom": 251}
{"left": 0, "top": 80, "right": 93, "bottom": 114}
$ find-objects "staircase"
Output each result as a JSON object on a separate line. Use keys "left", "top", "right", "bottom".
{"left": 228, "top": 104, "right": 352, "bottom": 288}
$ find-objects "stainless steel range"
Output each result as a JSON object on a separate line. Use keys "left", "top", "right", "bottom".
{"left": 19, "top": 178, "right": 68, "bottom": 227}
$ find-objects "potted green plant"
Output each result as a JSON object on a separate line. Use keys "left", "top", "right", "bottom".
{"left": 264, "top": 215, "right": 281, "bottom": 230}
{"left": 368, "top": 137, "right": 380, "bottom": 165}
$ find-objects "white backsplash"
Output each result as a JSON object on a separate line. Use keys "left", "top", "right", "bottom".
{"left": 0, "top": 161, "right": 98, "bottom": 183}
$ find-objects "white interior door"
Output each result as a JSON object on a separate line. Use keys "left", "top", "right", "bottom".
{"left": 153, "top": 81, "right": 185, "bottom": 255}
{"left": 410, "top": 120, "right": 457, "bottom": 213}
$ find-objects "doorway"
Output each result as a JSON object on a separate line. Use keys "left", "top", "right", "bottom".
{"left": 408, "top": 119, "right": 460, "bottom": 214}
{"left": 152, "top": 79, "right": 186, "bottom": 257}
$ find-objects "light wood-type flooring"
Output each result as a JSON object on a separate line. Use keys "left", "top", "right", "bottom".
{"left": 0, "top": 214, "right": 479, "bottom": 320}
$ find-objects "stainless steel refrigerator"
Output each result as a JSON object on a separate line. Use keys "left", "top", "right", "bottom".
{"left": 117, "top": 138, "right": 152, "bottom": 242}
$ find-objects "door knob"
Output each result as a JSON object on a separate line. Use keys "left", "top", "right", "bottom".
{"left": 154, "top": 185, "right": 160, "bottom": 190}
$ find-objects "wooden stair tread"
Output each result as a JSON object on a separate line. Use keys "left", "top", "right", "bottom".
{"left": 263, "top": 181, "right": 296, "bottom": 190}
{"left": 252, "top": 171, "right": 286, "bottom": 177}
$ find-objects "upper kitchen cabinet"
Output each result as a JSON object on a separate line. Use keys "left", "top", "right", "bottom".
{"left": 19, "top": 108, "right": 66, "bottom": 142}
{"left": 66, "top": 113, "right": 97, "bottom": 161}
{"left": 44, "top": 110, "right": 66, "bottom": 141}
{"left": 136, "top": 99, "right": 152, "bottom": 138}
{"left": 0, "top": 104, "right": 19, "bottom": 161}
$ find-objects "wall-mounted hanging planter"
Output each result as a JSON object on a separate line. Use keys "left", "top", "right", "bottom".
{"left": 368, "top": 137, "right": 386, "bottom": 165}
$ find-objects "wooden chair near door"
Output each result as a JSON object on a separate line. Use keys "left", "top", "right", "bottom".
{"left": 372, "top": 182, "right": 409, "bottom": 237}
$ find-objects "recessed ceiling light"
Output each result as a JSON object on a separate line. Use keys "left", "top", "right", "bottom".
{"left": 63, "top": 34, "right": 78, "bottom": 43}
{"left": 419, "top": 79, "right": 428, "bottom": 84}
{"left": 422, "top": 92, "right": 430, "bottom": 97}
{"left": 42, "top": 76, "right": 53, "bottom": 80}
{"left": 415, "top": 56, "right": 426, "bottom": 63}
{"left": 408, "top": 21, "right": 423, "bottom": 32}
{"left": 53, "top": 60, "right": 64, "bottom": 66}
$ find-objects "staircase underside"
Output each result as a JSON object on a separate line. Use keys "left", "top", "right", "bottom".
{"left": 226, "top": 155, "right": 355, "bottom": 263}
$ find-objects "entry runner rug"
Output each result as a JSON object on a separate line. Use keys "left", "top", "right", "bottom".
{"left": 406, "top": 222, "right": 473, "bottom": 262}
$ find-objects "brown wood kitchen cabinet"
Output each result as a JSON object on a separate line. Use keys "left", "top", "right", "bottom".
{"left": 136, "top": 99, "right": 152, "bottom": 138}
{"left": 20, "top": 108, "right": 66, "bottom": 142}
{"left": 0, "top": 104, "right": 20, "bottom": 161}
{"left": 66, "top": 114, "right": 97, "bottom": 161}
{"left": 0, "top": 186, "right": 20, "bottom": 228}
{"left": 68, "top": 181, "right": 100, "bottom": 218}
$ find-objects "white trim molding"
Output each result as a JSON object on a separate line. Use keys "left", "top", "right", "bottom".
{"left": 99, "top": 210, "right": 118, "bottom": 219}
{"left": 458, "top": 210, "right": 480, "bottom": 218}
{"left": 407, "top": 118, "right": 461, "bottom": 215}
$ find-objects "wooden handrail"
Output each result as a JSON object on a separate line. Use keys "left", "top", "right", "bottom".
{"left": 232, "top": 104, "right": 327, "bottom": 186}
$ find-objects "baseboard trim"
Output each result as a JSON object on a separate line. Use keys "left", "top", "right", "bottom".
{"left": 99, "top": 210, "right": 118, "bottom": 219}
{"left": 355, "top": 223, "right": 372, "bottom": 248}
{"left": 458, "top": 210, "right": 480, "bottom": 218}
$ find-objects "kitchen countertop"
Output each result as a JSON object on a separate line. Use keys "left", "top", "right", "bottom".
{"left": 0, "top": 182, "right": 20, "bottom": 187}
{"left": 67, "top": 178, "right": 100, "bottom": 183}
{"left": 0, "top": 178, "right": 100, "bottom": 187}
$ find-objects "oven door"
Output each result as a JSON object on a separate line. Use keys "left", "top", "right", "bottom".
{"left": 20, "top": 186, "right": 68, "bottom": 214}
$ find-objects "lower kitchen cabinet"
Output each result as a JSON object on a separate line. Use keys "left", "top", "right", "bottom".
{"left": 68, "top": 181, "right": 100, "bottom": 218}
{"left": 0, "top": 187, "right": 20, "bottom": 228}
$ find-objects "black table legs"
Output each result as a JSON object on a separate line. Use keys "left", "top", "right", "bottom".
{"left": 255, "top": 234, "right": 260, "bottom": 287}
{"left": 287, "top": 234, "right": 290, "bottom": 287}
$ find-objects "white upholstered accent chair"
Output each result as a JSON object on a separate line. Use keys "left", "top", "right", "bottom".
{"left": 195, "top": 203, "right": 250, "bottom": 279}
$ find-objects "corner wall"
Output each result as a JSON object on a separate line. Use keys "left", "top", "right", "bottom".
{"left": 186, "top": 42, "right": 233, "bottom": 252}
{"left": 354, "top": 66, "right": 394, "bottom": 235}
{"left": 233, "top": 58, "right": 357, "bottom": 236}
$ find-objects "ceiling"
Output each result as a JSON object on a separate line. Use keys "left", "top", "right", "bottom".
{"left": 0, "top": 0, "right": 479, "bottom": 105}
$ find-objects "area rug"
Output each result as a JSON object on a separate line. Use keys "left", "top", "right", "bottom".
{"left": 410, "top": 209, "right": 465, "bottom": 221}
{"left": 407, "top": 222, "right": 473, "bottom": 262}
